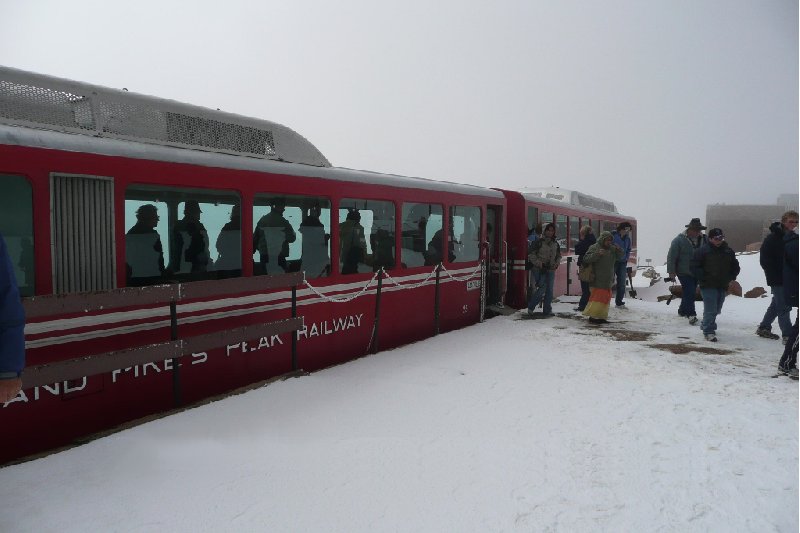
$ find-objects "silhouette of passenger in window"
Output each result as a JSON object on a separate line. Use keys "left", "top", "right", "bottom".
{"left": 425, "top": 228, "right": 455, "bottom": 265}
{"left": 339, "top": 209, "right": 367, "bottom": 275}
{"left": 215, "top": 205, "right": 241, "bottom": 278}
{"left": 125, "top": 204, "right": 165, "bottom": 286}
{"left": 254, "top": 198, "right": 296, "bottom": 274}
{"left": 299, "top": 204, "right": 330, "bottom": 278}
{"left": 169, "top": 200, "right": 210, "bottom": 276}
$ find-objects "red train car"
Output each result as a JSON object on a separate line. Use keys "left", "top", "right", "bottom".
{"left": 499, "top": 188, "right": 637, "bottom": 309}
{"left": 0, "top": 67, "right": 506, "bottom": 463}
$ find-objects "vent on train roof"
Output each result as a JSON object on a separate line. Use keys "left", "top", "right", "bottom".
{"left": 0, "top": 66, "right": 331, "bottom": 167}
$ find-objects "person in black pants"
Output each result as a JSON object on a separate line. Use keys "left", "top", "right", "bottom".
{"left": 778, "top": 220, "right": 799, "bottom": 376}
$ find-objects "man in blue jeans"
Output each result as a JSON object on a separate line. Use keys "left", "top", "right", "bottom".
{"left": 611, "top": 222, "right": 632, "bottom": 307}
{"left": 526, "top": 223, "right": 561, "bottom": 316}
{"left": 756, "top": 211, "right": 798, "bottom": 343}
{"left": 691, "top": 228, "right": 741, "bottom": 342}
{"left": 666, "top": 218, "right": 708, "bottom": 325}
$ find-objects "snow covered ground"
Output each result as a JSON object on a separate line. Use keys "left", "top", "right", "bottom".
{"left": 1, "top": 254, "right": 797, "bottom": 532}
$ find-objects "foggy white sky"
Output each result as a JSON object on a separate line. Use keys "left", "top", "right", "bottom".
{"left": 0, "top": 0, "right": 796, "bottom": 263}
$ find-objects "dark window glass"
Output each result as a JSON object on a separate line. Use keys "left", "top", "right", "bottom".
{"left": 0, "top": 175, "right": 34, "bottom": 296}
{"left": 401, "top": 203, "right": 443, "bottom": 267}
{"left": 555, "top": 214, "right": 568, "bottom": 249}
{"left": 338, "top": 199, "right": 395, "bottom": 275}
{"left": 450, "top": 206, "right": 481, "bottom": 263}
{"left": 254, "top": 194, "right": 331, "bottom": 278}
{"left": 126, "top": 186, "right": 239, "bottom": 284}
{"left": 527, "top": 206, "right": 539, "bottom": 236}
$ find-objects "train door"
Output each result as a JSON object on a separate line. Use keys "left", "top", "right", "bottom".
{"left": 486, "top": 205, "right": 504, "bottom": 308}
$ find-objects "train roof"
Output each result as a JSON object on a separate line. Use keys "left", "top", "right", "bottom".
{"left": 0, "top": 65, "right": 330, "bottom": 167}
{"left": 500, "top": 187, "right": 634, "bottom": 220}
{"left": 0, "top": 67, "right": 502, "bottom": 200}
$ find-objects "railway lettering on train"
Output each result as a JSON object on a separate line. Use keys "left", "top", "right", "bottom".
{"left": 0, "top": 67, "right": 635, "bottom": 463}
{"left": 297, "top": 313, "right": 364, "bottom": 339}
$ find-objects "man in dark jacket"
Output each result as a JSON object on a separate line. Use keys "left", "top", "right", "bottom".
{"left": 691, "top": 228, "right": 740, "bottom": 342}
{"left": 611, "top": 222, "right": 632, "bottom": 307}
{"left": 666, "top": 218, "right": 707, "bottom": 324}
{"left": 756, "top": 211, "right": 798, "bottom": 342}
{"left": 778, "top": 226, "right": 799, "bottom": 376}
{"left": 0, "top": 232, "right": 25, "bottom": 402}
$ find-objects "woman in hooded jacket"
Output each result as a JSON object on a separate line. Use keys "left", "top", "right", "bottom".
{"left": 581, "top": 231, "right": 624, "bottom": 324}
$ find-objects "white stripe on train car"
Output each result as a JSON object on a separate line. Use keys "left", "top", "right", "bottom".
{"left": 24, "top": 266, "right": 480, "bottom": 349}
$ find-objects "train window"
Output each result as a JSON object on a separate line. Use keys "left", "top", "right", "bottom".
{"left": 254, "top": 195, "right": 331, "bottom": 278}
{"left": 555, "top": 214, "right": 568, "bottom": 250}
{"left": 125, "top": 186, "right": 240, "bottom": 284}
{"left": 592, "top": 219, "right": 601, "bottom": 236}
{"left": 527, "top": 206, "right": 539, "bottom": 234}
{"left": 401, "top": 203, "right": 443, "bottom": 267}
{"left": 568, "top": 217, "right": 578, "bottom": 250}
{"left": 603, "top": 220, "right": 616, "bottom": 233}
{"left": 450, "top": 206, "right": 481, "bottom": 263}
{"left": 541, "top": 212, "right": 553, "bottom": 225}
{"left": 0, "top": 175, "right": 34, "bottom": 296}
{"left": 338, "top": 199, "right": 395, "bottom": 275}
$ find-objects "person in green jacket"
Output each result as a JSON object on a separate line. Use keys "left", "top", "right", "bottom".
{"left": 581, "top": 231, "right": 624, "bottom": 324}
{"left": 666, "top": 217, "right": 707, "bottom": 325}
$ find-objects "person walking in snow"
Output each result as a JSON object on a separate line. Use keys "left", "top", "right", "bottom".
{"left": 666, "top": 217, "right": 707, "bottom": 325}
{"left": 581, "top": 230, "right": 624, "bottom": 324}
{"left": 574, "top": 225, "right": 596, "bottom": 312}
{"left": 527, "top": 222, "right": 561, "bottom": 316}
{"left": 691, "top": 228, "right": 740, "bottom": 342}
{"left": 611, "top": 221, "right": 633, "bottom": 307}
{"left": 778, "top": 222, "right": 798, "bottom": 376}
{"left": 756, "top": 210, "right": 798, "bottom": 343}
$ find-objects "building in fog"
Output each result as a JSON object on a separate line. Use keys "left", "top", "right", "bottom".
{"left": 706, "top": 194, "right": 798, "bottom": 252}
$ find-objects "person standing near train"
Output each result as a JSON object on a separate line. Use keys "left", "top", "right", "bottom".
{"left": 527, "top": 222, "right": 561, "bottom": 316}
{"left": 666, "top": 218, "right": 707, "bottom": 325}
{"left": 611, "top": 221, "right": 633, "bottom": 307}
{"left": 691, "top": 228, "right": 740, "bottom": 342}
{"left": 574, "top": 225, "right": 596, "bottom": 312}
{"left": 0, "top": 231, "right": 25, "bottom": 402}
{"left": 581, "top": 231, "right": 624, "bottom": 324}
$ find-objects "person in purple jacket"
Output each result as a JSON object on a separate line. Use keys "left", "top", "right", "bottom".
{"left": 0, "top": 232, "right": 25, "bottom": 402}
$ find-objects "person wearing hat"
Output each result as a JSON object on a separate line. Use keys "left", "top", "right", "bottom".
{"left": 691, "top": 228, "right": 740, "bottom": 342}
{"left": 254, "top": 198, "right": 296, "bottom": 274}
{"left": 169, "top": 200, "right": 210, "bottom": 276}
{"left": 125, "top": 203, "right": 165, "bottom": 286}
{"left": 666, "top": 218, "right": 708, "bottom": 325}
